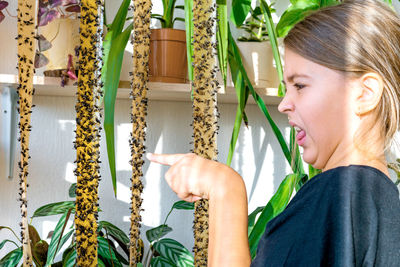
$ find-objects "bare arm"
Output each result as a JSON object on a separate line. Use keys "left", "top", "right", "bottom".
{"left": 146, "top": 153, "right": 251, "bottom": 267}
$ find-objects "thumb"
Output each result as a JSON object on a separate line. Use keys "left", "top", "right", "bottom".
{"left": 146, "top": 153, "right": 188, "bottom": 166}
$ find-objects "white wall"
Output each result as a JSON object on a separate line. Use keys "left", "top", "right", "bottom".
{"left": 1, "top": 0, "right": 400, "bottom": 263}
{"left": 0, "top": 95, "right": 292, "bottom": 260}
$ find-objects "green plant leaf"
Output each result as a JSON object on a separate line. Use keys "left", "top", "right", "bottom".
{"left": 33, "top": 240, "right": 49, "bottom": 266}
{"left": 260, "top": 0, "right": 285, "bottom": 96}
{"left": 184, "top": 0, "right": 194, "bottom": 82}
{"left": 276, "top": 1, "right": 319, "bottom": 38}
{"left": 295, "top": 173, "right": 309, "bottom": 192}
{"left": 0, "top": 226, "right": 21, "bottom": 243}
{"left": 45, "top": 209, "right": 73, "bottom": 266}
{"left": 226, "top": 36, "right": 250, "bottom": 165}
{"left": 68, "top": 183, "right": 76, "bottom": 198}
{"left": 248, "top": 206, "right": 264, "bottom": 235}
{"left": 98, "top": 220, "right": 130, "bottom": 244}
{"left": 230, "top": 0, "right": 252, "bottom": 27}
{"left": 103, "top": 22, "right": 133, "bottom": 197}
{"left": 137, "top": 262, "right": 144, "bottom": 267}
{"left": 217, "top": 0, "right": 228, "bottom": 87}
{"left": 109, "top": 0, "right": 131, "bottom": 37}
{"left": 146, "top": 224, "right": 173, "bottom": 243}
{"left": 308, "top": 165, "right": 321, "bottom": 179}
{"left": 97, "top": 236, "right": 129, "bottom": 266}
{"left": 28, "top": 224, "right": 41, "bottom": 247}
{"left": 227, "top": 26, "right": 294, "bottom": 171}
{"left": 173, "top": 17, "right": 185, "bottom": 23}
{"left": 98, "top": 257, "right": 107, "bottom": 267}
{"left": 62, "top": 247, "right": 76, "bottom": 267}
{"left": 319, "top": 0, "right": 341, "bottom": 7}
{"left": 0, "top": 240, "right": 19, "bottom": 250}
{"left": 153, "top": 238, "right": 194, "bottom": 267}
{"left": 101, "top": 0, "right": 131, "bottom": 101}
{"left": 98, "top": 236, "right": 123, "bottom": 267}
{"left": 164, "top": 0, "right": 178, "bottom": 28}
{"left": 289, "top": 127, "right": 305, "bottom": 175}
{"left": 150, "top": 256, "right": 175, "bottom": 267}
{"left": 0, "top": 247, "right": 23, "bottom": 267}
{"left": 32, "top": 201, "right": 75, "bottom": 218}
{"left": 248, "top": 173, "right": 301, "bottom": 259}
{"left": 172, "top": 200, "right": 195, "bottom": 210}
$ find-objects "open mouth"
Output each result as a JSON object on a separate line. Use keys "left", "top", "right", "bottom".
{"left": 294, "top": 126, "right": 306, "bottom": 146}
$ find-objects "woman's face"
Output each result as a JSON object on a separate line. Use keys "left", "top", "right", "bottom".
{"left": 278, "top": 48, "right": 358, "bottom": 170}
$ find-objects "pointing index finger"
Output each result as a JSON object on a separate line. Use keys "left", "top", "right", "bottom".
{"left": 146, "top": 153, "right": 188, "bottom": 166}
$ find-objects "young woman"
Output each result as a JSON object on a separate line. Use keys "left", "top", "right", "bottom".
{"left": 147, "top": 0, "right": 400, "bottom": 266}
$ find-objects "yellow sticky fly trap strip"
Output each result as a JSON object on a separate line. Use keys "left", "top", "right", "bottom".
{"left": 129, "top": 0, "right": 152, "bottom": 265}
{"left": 74, "top": 0, "right": 104, "bottom": 265}
{"left": 191, "top": 0, "right": 219, "bottom": 265}
{"left": 17, "top": 0, "right": 37, "bottom": 265}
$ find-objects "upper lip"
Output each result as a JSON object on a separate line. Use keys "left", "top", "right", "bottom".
{"left": 289, "top": 121, "right": 303, "bottom": 132}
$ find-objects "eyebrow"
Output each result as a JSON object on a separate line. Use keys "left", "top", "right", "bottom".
{"left": 282, "top": 74, "right": 311, "bottom": 85}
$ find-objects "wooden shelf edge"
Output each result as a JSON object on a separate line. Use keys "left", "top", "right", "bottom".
{"left": 0, "top": 74, "right": 282, "bottom": 105}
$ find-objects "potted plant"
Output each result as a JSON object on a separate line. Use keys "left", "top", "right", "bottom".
{"left": 231, "top": 2, "right": 280, "bottom": 89}
{"left": 149, "top": 0, "right": 188, "bottom": 83}
{"left": 0, "top": 1, "right": 8, "bottom": 23}
{"left": 35, "top": 0, "right": 80, "bottom": 86}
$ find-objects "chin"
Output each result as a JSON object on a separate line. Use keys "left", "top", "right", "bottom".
{"left": 302, "top": 153, "right": 323, "bottom": 170}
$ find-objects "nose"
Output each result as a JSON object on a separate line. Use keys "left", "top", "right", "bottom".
{"left": 277, "top": 94, "right": 294, "bottom": 114}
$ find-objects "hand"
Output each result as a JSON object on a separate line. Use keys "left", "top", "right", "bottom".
{"left": 146, "top": 153, "right": 239, "bottom": 202}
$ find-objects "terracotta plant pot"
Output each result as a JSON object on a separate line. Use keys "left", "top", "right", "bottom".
{"left": 40, "top": 18, "right": 80, "bottom": 76}
{"left": 149, "top": 28, "right": 188, "bottom": 83}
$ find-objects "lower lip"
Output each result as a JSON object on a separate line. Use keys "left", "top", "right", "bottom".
{"left": 296, "top": 130, "right": 306, "bottom": 146}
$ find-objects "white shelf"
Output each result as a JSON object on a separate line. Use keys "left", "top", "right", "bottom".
{"left": 0, "top": 74, "right": 282, "bottom": 105}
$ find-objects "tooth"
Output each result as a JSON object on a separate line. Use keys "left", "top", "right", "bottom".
{"left": 294, "top": 126, "right": 301, "bottom": 132}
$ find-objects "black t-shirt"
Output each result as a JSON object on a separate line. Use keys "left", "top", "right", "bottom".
{"left": 251, "top": 165, "right": 400, "bottom": 267}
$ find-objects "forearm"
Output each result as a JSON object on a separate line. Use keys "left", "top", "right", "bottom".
{"left": 208, "top": 167, "right": 251, "bottom": 266}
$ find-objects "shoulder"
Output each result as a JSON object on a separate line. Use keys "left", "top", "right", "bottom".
{"left": 296, "top": 164, "right": 399, "bottom": 202}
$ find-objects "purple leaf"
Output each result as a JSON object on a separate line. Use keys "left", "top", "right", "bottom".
{"left": 0, "top": 1, "right": 8, "bottom": 10}
{"left": 49, "top": 0, "right": 63, "bottom": 9}
{"left": 65, "top": 4, "right": 80, "bottom": 13}
{"left": 38, "top": 0, "right": 49, "bottom": 8}
{"left": 67, "top": 69, "right": 77, "bottom": 80}
{"left": 0, "top": 11, "right": 4, "bottom": 23}
{"left": 34, "top": 52, "right": 49, "bottom": 68}
{"left": 62, "top": 0, "right": 78, "bottom": 6}
{"left": 38, "top": 9, "right": 60, "bottom": 26}
{"left": 37, "top": 35, "right": 52, "bottom": 52}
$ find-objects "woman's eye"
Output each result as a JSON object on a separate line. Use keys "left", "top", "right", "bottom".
{"left": 294, "top": 83, "right": 306, "bottom": 90}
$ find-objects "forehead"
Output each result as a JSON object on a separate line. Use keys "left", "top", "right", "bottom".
{"left": 284, "top": 48, "right": 316, "bottom": 78}
{"left": 283, "top": 48, "right": 343, "bottom": 82}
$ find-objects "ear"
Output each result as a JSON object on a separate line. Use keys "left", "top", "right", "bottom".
{"left": 354, "top": 73, "right": 384, "bottom": 116}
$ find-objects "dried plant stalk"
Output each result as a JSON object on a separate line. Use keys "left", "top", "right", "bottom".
{"left": 129, "top": 0, "right": 152, "bottom": 265}
{"left": 74, "top": 0, "right": 103, "bottom": 265}
{"left": 191, "top": 0, "right": 219, "bottom": 265}
{"left": 17, "top": 0, "right": 37, "bottom": 265}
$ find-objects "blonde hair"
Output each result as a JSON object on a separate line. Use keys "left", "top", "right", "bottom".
{"left": 284, "top": 0, "right": 400, "bottom": 158}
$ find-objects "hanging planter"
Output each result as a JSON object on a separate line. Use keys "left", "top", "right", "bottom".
{"left": 149, "top": 28, "right": 188, "bottom": 83}
{"left": 39, "top": 18, "right": 80, "bottom": 77}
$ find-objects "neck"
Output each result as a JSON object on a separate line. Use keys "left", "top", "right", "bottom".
{"left": 322, "top": 143, "right": 389, "bottom": 177}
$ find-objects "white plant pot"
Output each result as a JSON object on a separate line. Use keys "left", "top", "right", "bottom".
{"left": 227, "top": 40, "right": 282, "bottom": 89}
{"left": 40, "top": 18, "right": 80, "bottom": 71}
